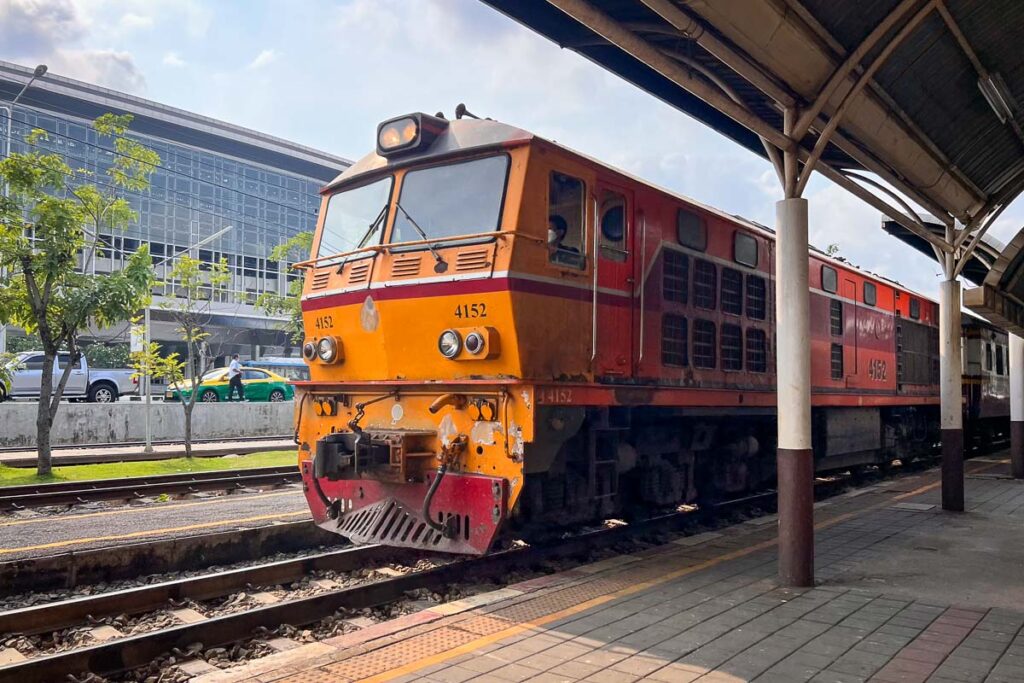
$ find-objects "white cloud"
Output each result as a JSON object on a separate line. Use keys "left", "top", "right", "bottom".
{"left": 50, "top": 48, "right": 146, "bottom": 92}
{"left": 118, "top": 12, "right": 151, "bottom": 31}
{"left": 246, "top": 49, "right": 278, "bottom": 70}
{"left": 162, "top": 51, "right": 185, "bottom": 67}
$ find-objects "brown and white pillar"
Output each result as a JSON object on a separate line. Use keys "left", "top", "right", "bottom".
{"left": 939, "top": 277, "right": 964, "bottom": 511}
{"left": 776, "top": 197, "right": 814, "bottom": 586}
{"left": 1010, "top": 334, "right": 1024, "bottom": 478}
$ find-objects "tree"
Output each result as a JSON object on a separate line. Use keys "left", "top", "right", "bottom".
{"left": 255, "top": 231, "right": 313, "bottom": 344}
{"left": 0, "top": 115, "right": 158, "bottom": 475}
{"left": 826, "top": 243, "right": 841, "bottom": 257}
{"left": 132, "top": 255, "right": 231, "bottom": 458}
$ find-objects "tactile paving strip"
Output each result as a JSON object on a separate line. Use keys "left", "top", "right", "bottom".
{"left": 324, "top": 627, "right": 478, "bottom": 680}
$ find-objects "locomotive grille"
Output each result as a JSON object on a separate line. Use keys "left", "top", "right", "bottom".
{"left": 334, "top": 497, "right": 475, "bottom": 553}
{"left": 455, "top": 248, "right": 490, "bottom": 271}
{"left": 390, "top": 255, "right": 422, "bottom": 277}
{"left": 310, "top": 270, "right": 331, "bottom": 291}
{"left": 347, "top": 260, "right": 371, "bottom": 285}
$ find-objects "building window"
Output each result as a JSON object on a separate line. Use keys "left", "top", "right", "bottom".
{"left": 548, "top": 171, "right": 586, "bottom": 269}
{"left": 747, "top": 329, "right": 767, "bottom": 373}
{"left": 694, "top": 259, "right": 717, "bottom": 310}
{"left": 830, "top": 299, "right": 843, "bottom": 337}
{"left": 831, "top": 343, "right": 843, "bottom": 380}
{"left": 693, "top": 319, "right": 716, "bottom": 369}
{"left": 721, "top": 268, "right": 743, "bottom": 316}
{"left": 746, "top": 275, "right": 766, "bottom": 320}
{"left": 910, "top": 298, "right": 920, "bottom": 319}
{"left": 822, "top": 265, "right": 838, "bottom": 293}
{"left": 677, "top": 209, "right": 706, "bottom": 250}
{"left": 734, "top": 232, "right": 758, "bottom": 267}
{"left": 662, "top": 315, "right": 688, "bottom": 367}
{"left": 864, "top": 281, "right": 877, "bottom": 306}
{"left": 663, "top": 250, "right": 688, "bottom": 304}
{"left": 721, "top": 323, "right": 743, "bottom": 371}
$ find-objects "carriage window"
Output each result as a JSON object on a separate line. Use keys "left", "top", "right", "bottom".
{"left": 677, "top": 209, "right": 706, "bottom": 250}
{"left": 721, "top": 268, "right": 743, "bottom": 316}
{"left": 747, "top": 329, "right": 767, "bottom": 373}
{"left": 693, "top": 319, "right": 716, "bottom": 369}
{"left": 746, "top": 276, "right": 766, "bottom": 320}
{"left": 863, "top": 282, "right": 877, "bottom": 306}
{"left": 985, "top": 342, "right": 993, "bottom": 371}
{"left": 830, "top": 299, "right": 843, "bottom": 336}
{"left": 599, "top": 192, "right": 626, "bottom": 262}
{"left": 831, "top": 343, "right": 844, "bottom": 380}
{"left": 663, "top": 250, "right": 688, "bottom": 304}
{"left": 694, "top": 259, "right": 716, "bottom": 310}
{"left": 662, "top": 315, "right": 688, "bottom": 367}
{"left": 821, "top": 265, "right": 838, "bottom": 293}
{"left": 997, "top": 345, "right": 1006, "bottom": 376}
{"left": 721, "top": 323, "right": 743, "bottom": 371}
{"left": 909, "top": 298, "right": 920, "bottom": 320}
{"left": 734, "top": 232, "right": 758, "bottom": 267}
{"left": 548, "top": 171, "right": 586, "bottom": 269}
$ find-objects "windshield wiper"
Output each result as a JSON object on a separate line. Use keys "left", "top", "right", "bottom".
{"left": 336, "top": 204, "right": 389, "bottom": 273}
{"left": 395, "top": 201, "right": 448, "bottom": 273}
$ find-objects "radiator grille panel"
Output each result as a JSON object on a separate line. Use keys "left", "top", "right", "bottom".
{"left": 455, "top": 248, "right": 490, "bottom": 271}
{"left": 390, "top": 255, "right": 422, "bottom": 278}
{"left": 310, "top": 270, "right": 331, "bottom": 291}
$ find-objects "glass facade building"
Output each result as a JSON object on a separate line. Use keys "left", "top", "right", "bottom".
{"left": 0, "top": 60, "right": 350, "bottom": 354}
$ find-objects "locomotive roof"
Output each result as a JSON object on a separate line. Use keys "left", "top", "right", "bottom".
{"left": 326, "top": 116, "right": 933, "bottom": 303}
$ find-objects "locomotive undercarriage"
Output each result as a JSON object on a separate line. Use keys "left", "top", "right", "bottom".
{"left": 514, "top": 405, "right": 940, "bottom": 529}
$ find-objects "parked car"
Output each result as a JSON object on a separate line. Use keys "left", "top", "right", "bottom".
{"left": 165, "top": 367, "right": 294, "bottom": 403}
{"left": 0, "top": 351, "right": 138, "bottom": 403}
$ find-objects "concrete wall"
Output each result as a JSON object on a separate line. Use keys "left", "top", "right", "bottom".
{"left": 0, "top": 401, "right": 294, "bottom": 447}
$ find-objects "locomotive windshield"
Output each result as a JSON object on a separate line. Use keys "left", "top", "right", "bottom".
{"left": 317, "top": 176, "right": 394, "bottom": 260}
{"left": 390, "top": 154, "right": 509, "bottom": 244}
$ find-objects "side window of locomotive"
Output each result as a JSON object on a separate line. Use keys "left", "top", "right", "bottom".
{"left": 863, "top": 281, "right": 877, "bottom": 306}
{"left": 694, "top": 259, "right": 717, "bottom": 310}
{"left": 909, "top": 298, "right": 920, "bottom": 320}
{"left": 663, "top": 250, "right": 688, "bottom": 304}
{"left": 548, "top": 171, "right": 586, "bottom": 269}
{"left": 985, "top": 342, "right": 993, "bottom": 371}
{"left": 821, "top": 265, "right": 838, "bottom": 293}
{"left": 997, "top": 344, "right": 1005, "bottom": 376}
{"left": 677, "top": 208, "right": 706, "bottom": 250}
{"left": 599, "top": 191, "right": 627, "bottom": 262}
{"left": 734, "top": 231, "right": 758, "bottom": 267}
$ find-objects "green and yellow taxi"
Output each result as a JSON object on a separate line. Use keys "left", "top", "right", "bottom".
{"left": 165, "top": 367, "right": 295, "bottom": 403}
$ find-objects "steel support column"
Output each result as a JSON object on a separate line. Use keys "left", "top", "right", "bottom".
{"left": 776, "top": 197, "right": 814, "bottom": 587}
{"left": 939, "top": 278, "right": 964, "bottom": 511}
{"left": 1010, "top": 334, "right": 1024, "bottom": 478}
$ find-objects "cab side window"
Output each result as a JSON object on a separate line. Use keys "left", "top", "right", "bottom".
{"left": 548, "top": 171, "right": 586, "bottom": 269}
{"left": 599, "top": 191, "right": 627, "bottom": 262}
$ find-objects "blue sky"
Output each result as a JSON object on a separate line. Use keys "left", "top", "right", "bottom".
{"left": 2, "top": 0, "right": 1020, "bottom": 298}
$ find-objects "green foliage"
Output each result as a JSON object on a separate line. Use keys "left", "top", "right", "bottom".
{"left": 6, "top": 332, "right": 40, "bottom": 353}
{"left": 130, "top": 340, "right": 186, "bottom": 388}
{"left": 826, "top": 243, "right": 841, "bottom": 257}
{"left": 256, "top": 231, "right": 312, "bottom": 343}
{"left": 82, "top": 342, "right": 130, "bottom": 368}
{"left": 0, "top": 352, "right": 20, "bottom": 395}
{"left": 0, "top": 114, "right": 159, "bottom": 474}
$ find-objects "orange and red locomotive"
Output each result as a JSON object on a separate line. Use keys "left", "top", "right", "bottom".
{"left": 293, "top": 112, "right": 983, "bottom": 555}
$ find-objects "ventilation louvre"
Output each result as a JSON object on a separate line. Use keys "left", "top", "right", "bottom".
{"left": 390, "top": 255, "right": 422, "bottom": 278}
{"left": 455, "top": 248, "right": 490, "bottom": 272}
{"left": 310, "top": 270, "right": 331, "bottom": 291}
{"left": 347, "top": 260, "right": 371, "bottom": 285}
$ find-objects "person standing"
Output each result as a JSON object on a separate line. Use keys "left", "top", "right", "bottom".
{"left": 227, "top": 354, "right": 245, "bottom": 401}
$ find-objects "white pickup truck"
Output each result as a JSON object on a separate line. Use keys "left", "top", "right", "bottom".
{"left": 1, "top": 351, "right": 138, "bottom": 403}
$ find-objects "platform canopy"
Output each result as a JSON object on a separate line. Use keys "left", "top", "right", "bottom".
{"left": 481, "top": 0, "right": 1024, "bottom": 333}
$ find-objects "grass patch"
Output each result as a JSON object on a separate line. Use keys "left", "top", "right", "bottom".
{"left": 0, "top": 450, "right": 298, "bottom": 488}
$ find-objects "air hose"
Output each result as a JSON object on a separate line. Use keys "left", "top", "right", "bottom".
{"left": 422, "top": 463, "right": 451, "bottom": 537}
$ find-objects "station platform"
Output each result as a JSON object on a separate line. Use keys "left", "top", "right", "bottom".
{"left": 198, "top": 456, "right": 1024, "bottom": 683}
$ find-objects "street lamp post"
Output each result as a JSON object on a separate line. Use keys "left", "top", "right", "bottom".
{"left": 142, "top": 225, "right": 233, "bottom": 452}
{"left": 1, "top": 64, "right": 47, "bottom": 355}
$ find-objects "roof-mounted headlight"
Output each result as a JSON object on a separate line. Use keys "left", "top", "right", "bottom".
{"left": 376, "top": 112, "right": 448, "bottom": 157}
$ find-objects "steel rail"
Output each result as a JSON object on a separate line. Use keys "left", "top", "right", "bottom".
{"left": 0, "top": 467, "right": 300, "bottom": 510}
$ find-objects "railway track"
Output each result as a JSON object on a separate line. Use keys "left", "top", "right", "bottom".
{"left": 0, "top": 467, "right": 300, "bottom": 511}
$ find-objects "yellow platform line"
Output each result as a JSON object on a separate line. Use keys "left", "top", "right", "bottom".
{"left": 0, "top": 510, "right": 309, "bottom": 554}
{"left": 0, "top": 490, "right": 300, "bottom": 529}
{"left": 359, "top": 461, "right": 1001, "bottom": 683}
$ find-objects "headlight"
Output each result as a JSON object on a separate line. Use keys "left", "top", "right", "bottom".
{"left": 464, "top": 331, "right": 485, "bottom": 355}
{"left": 302, "top": 341, "right": 316, "bottom": 361}
{"left": 438, "top": 329, "right": 461, "bottom": 359}
{"left": 317, "top": 337, "right": 339, "bottom": 363}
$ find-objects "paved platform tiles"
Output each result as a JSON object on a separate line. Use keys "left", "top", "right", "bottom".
{"left": 197, "top": 457, "right": 1024, "bottom": 683}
